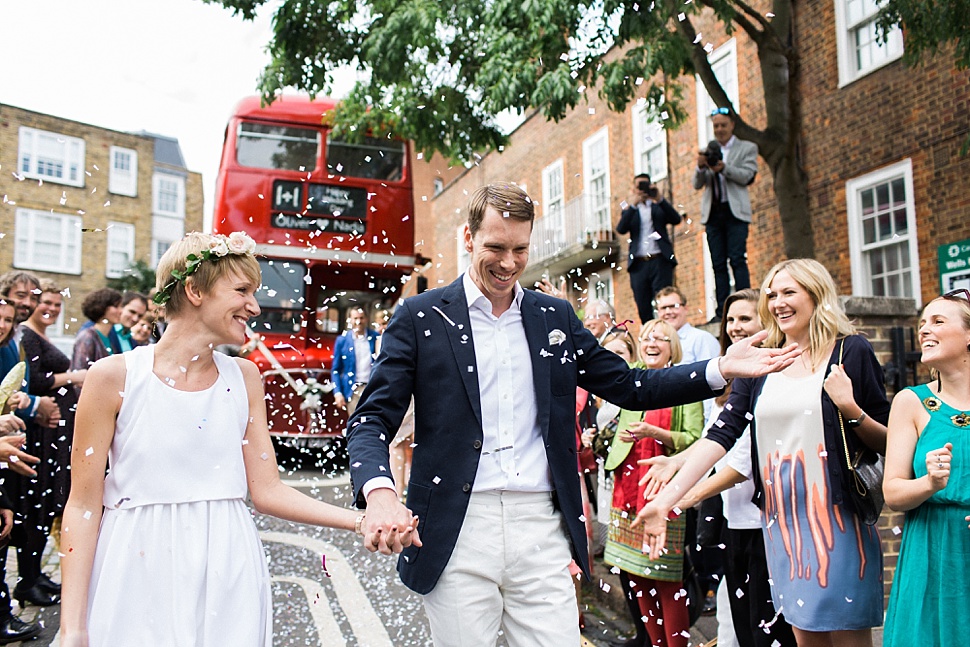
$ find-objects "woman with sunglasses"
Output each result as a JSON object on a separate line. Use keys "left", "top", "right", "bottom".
{"left": 882, "top": 288, "right": 970, "bottom": 646}
{"left": 638, "top": 259, "right": 890, "bottom": 647}
{"left": 603, "top": 319, "right": 704, "bottom": 647}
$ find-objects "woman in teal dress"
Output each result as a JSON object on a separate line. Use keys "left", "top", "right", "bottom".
{"left": 884, "top": 290, "right": 970, "bottom": 646}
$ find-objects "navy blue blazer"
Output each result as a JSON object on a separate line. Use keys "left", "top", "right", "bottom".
{"left": 347, "top": 277, "right": 717, "bottom": 594}
{"left": 331, "top": 328, "right": 379, "bottom": 401}
{"left": 615, "top": 198, "right": 681, "bottom": 268}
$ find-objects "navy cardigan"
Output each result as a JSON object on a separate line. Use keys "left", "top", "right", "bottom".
{"left": 705, "top": 334, "right": 890, "bottom": 516}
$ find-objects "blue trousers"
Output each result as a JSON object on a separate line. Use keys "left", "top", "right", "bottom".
{"left": 706, "top": 203, "right": 750, "bottom": 317}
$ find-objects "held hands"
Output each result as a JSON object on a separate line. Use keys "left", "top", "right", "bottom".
{"left": 718, "top": 330, "right": 801, "bottom": 380}
{"left": 4, "top": 391, "right": 29, "bottom": 412}
{"left": 362, "top": 488, "right": 422, "bottom": 555}
{"left": 823, "top": 364, "right": 856, "bottom": 410}
{"left": 926, "top": 443, "right": 953, "bottom": 492}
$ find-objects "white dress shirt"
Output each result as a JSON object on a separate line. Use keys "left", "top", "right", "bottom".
{"left": 635, "top": 201, "right": 662, "bottom": 256}
{"left": 353, "top": 334, "right": 372, "bottom": 384}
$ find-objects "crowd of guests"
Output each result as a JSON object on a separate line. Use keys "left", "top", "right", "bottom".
{"left": 549, "top": 259, "right": 969, "bottom": 647}
{"left": 0, "top": 273, "right": 165, "bottom": 642}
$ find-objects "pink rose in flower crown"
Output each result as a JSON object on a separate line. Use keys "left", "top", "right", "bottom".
{"left": 227, "top": 231, "right": 257, "bottom": 255}
{"left": 207, "top": 236, "right": 230, "bottom": 257}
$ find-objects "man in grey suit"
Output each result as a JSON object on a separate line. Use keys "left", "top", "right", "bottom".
{"left": 693, "top": 108, "right": 759, "bottom": 321}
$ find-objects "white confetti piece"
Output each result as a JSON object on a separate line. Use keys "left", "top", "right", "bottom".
{"left": 85, "top": 447, "right": 94, "bottom": 456}
{"left": 83, "top": 510, "right": 92, "bottom": 520}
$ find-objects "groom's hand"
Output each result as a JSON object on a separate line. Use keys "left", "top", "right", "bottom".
{"left": 363, "top": 488, "right": 422, "bottom": 554}
{"left": 717, "top": 330, "right": 801, "bottom": 380}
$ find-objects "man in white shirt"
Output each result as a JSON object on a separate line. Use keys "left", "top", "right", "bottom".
{"left": 347, "top": 184, "right": 800, "bottom": 647}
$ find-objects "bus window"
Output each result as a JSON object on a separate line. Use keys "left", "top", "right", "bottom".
{"left": 326, "top": 135, "right": 405, "bottom": 181}
{"left": 237, "top": 122, "right": 319, "bottom": 171}
{"left": 314, "top": 289, "right": 390, "bottom": 335}
{"left": 252, "top": 259, "right": 307, "bottom": 334}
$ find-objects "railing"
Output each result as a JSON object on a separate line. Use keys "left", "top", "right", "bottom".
{"left": 530, "top": 193, "right": 614, "bottom": 265}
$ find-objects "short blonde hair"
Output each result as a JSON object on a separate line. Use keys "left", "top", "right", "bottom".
{"left": 758, "top": 258, "right": 855, "bottom": 369}
{"left": 156, "top": 232, "right": 261, "bottom": 317}
{"left": 639, "top": 319, "right": 682, "bottom": 366}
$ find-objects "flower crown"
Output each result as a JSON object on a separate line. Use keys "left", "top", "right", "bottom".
{"left": 153, "top": 232, "right": 257, "bottom": 306}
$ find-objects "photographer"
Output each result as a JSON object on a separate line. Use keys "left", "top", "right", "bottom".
{"left": 693, "top": 107, "right": 758, "bottom": 322}
{"left": 616, "top": 173, "right": 682, "bottom": 323}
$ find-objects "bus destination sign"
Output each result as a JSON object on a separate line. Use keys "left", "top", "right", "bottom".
{"left": 307, "top": 184, "right": 367, "bottom": 218}
{"left": 272, "top": 212, "right": 367, "bottom": 235}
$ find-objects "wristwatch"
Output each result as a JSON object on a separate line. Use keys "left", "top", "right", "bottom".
{"left": 845, "top": 411, "right": 868, "bottom": 428}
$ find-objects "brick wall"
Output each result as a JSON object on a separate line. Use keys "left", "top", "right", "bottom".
{"left": 0, "top": 104, "right": 203, "bottom": 333}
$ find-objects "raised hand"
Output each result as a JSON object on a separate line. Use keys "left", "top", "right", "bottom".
{"left": 926, "top": 443, "right": 953, "bottom": 492}
{"left": 718, "top": 330, "right": 801, "bottom": 380}
{"left": 637, "top": 454, "right": 684, "bottom": 501}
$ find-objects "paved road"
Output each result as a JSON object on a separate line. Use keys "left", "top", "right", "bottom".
{"left": 16, "top": 469, "right": 805, "bottom": 646}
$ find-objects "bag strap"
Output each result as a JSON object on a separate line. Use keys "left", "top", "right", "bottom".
{"left": 835, "top": 340, "right": 868, "bottom": 496}
{"left": 835, "top": 339, "right": 855, "bottom": 474}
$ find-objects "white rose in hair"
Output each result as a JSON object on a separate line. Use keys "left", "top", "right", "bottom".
{"left": 208, "top": 237, "right": 230, "bottom": 257}
{"left": 227, "top": 231, "right": 256, "bottom": 255}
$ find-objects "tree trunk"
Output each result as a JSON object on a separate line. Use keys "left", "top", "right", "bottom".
{"left": 769, "top": 153, "right": 814, "bottom": 258}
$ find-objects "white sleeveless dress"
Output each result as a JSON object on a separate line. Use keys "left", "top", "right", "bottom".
{"left": 87, "top": 346, "right": 272, "bottom": 646}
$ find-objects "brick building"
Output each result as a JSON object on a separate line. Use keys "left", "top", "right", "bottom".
{"left": 0, "top": 103, "right": 203, "bottom": 340}
{"left": 426, "top": 3, "right": 970, "bottom": 326}
{"left": 421, "top": 3, "right": 970, "bottom": 602}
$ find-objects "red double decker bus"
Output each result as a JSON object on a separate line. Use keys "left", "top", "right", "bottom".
{"left": 213, "top": 95, "right": 416, "bottom": 462}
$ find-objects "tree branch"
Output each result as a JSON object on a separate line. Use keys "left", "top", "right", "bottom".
{"left": 693, "top": 0, "right": 765, "bottom": 44}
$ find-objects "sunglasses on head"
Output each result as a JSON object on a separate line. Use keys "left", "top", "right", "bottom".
{"left": 710, "top": 107, "right": 731, "bottom": 116}
{"left": 943, "top": 288, "right": 970, "bottom": 302}
{"left": 609, "top": 319, "right": 635, "bottom": 334}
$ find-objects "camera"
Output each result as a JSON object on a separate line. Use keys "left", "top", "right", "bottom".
{"left": 637, "top": 180, "right": 660, "bottom": 199}
{"left": 703, "top": 140, "right": 723, "bottom": 167}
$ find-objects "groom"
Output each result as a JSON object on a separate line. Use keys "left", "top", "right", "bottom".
{"left": 347, "top": 183, "right": 798, "bottom": 646}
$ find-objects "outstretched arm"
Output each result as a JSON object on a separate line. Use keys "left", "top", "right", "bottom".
{"left": 717, "top": 330, "right": 800, "bottom": 380}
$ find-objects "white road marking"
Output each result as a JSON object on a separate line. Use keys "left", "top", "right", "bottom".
{"left": 273, "top": 575, "right": 347, "bottom": 646}
{"left": 260, "top": 531, "right": 393, "bottom": 647}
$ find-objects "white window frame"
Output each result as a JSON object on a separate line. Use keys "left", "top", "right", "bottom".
{"left": 17, "top": 127, "right": 85, "bottom": 188}
{"left": 632, "top": 102, "right": 668, "bottom": 182}
{"left": 834, "top": 0, "right": 904, "bottom": 87}
{"left": 14, "top": 208, "right": 82, "bottom": 275}
{"left": 106, "top": 221, "right": 136, "bottom": 279}
{"left": 456, "top": 223, "right": 471, "bottom": 276}
{"left": 846, "top": 159, "right": 921, "bottom": 305}
{"left": 151, "top": 239, "right": 172, "bottom": 267}
{"left": 109, "top": 146, "right": 138, "bottom": 196}
{"left": 541, "top": 159, "right": 565, "bottom": 221}
{"left": 153, "top": 172, "right": 186, "bottom": 218}
{"left": 582, "top": 128, "right": 612, "bottom": 233}
{"left": 695, "top": 39, "right": 739, "bottom": 148}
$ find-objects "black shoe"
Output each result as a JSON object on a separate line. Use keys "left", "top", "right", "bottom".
{"left": 12, "top": 582, "right": 60, "bottom": 608}
{"left": 35, "top": 572, "right": 61, "bottom": 595}
{"left": 0, "top": 615, "right": 42, "bottom": 644}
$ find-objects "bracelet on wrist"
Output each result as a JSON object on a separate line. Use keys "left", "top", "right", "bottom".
{"left": 845, "top": 411, "right": 868, "bottom": 428}
{"left": 354, "top": 513, "right": 366, "bottom": 536}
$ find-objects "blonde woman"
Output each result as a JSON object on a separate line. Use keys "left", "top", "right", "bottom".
{"left": 61, "top": 232, "right": 418, "bottom": 646}
{"left": 638, "top": 259, "right": 889, "bottom": 647}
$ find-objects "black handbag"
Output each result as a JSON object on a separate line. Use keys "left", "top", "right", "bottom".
{"left": 835, "top": 339, "right": 885, "bottom": 526}
{"left": 682, "top": 549, "right": 705, "bottom": 627}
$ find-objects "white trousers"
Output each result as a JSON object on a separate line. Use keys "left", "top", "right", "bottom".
{"left": 422, "top": 491, "right": 580, "bottom": 647}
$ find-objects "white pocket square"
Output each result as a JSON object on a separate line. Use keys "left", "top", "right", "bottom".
{"left": 548, "top": 329, "right": 566, "bottom": 346}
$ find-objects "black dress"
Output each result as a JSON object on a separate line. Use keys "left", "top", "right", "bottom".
{"left": 16, "top": 327, "right": 76, "bottom": 525}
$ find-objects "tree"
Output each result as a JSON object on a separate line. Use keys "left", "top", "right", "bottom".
{"left": 107, "top": 260, "right": 157, "bottom": 295}
{"left": 209, "top": 0, "right": 815, "bottom": 258}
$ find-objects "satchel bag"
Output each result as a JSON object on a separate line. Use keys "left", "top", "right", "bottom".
{"left": 835, "top": 339, "right": 885, "bottom": 526}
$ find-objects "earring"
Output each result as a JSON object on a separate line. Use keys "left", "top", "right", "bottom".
{"left": 937, "top": 373, "right": 942, "bottom": 392}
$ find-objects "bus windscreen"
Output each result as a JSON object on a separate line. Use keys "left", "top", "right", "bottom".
{"left": 252, "top": 259, "right": 307, "bottom": 334}
{"left": 237, "top": 123, "right": 319, "bottom": 171}
{"left": 326, "top": 135, "right": 405, "bottom": 181}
